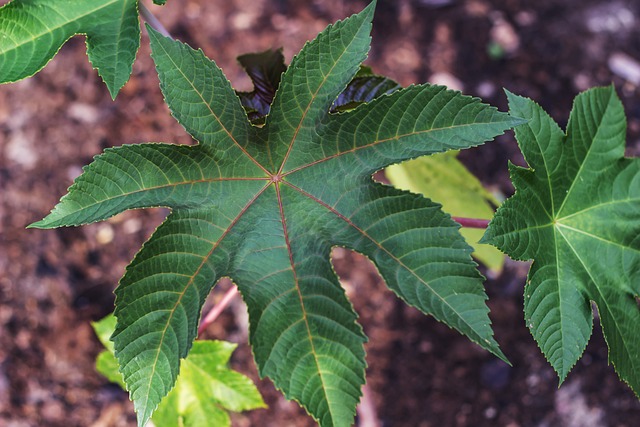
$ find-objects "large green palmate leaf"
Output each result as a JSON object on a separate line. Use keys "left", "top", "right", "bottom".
{"left": 0, "top": 0, "right": 140, "bottom": 98}
{"left": 32, "top": 2, "right": 522, "bottom": 425}
{"left": 92, "top": 315, "right": 265, "bottom": 427}
{"left": 483, "top": 87, "right": 640, "bottom": 395}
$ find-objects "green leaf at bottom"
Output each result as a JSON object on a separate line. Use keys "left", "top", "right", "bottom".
{"left": 153, "top": 341, "right": 266, "bottom": 427}
{"left": 93, "top": 315, "right": 265, "bottom": 427}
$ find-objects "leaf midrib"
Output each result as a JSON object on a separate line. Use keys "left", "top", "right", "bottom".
{"left": 555, "top": 197, "right": 639, "bottom": 222}
{"left": 133, "top": 183, "right": 270, "bottom": 422}
{"left": 530, "top": 119, "right": 558, "bottom": 218}
{"left": 283, "top": 122, "right": 501, "bottom": 176}
{"left": 187, "top": 359, "right": 264, "bottom": 410}
{"left": 276, "top": 21, "right": 368, "bottom": 175}
{"left": 152, "top": 33, "right": 269, "bottom": 176}
{"left": 552, "top": 217, "right": 571, "bottom": 379}
{"left": 35, "top": 177, "right": 264, "bottom": 226}
{"left": 556, "top": 89, "right": 616, "bottom": 218}
{"left": 556, "top": 226, "right": 638, "bottom": 377}
{"left": 284, "top": 180, "right": 499, "bottom": 353}
{"left": 555, "top": 222, "right": 640, "bottom": 254}
{"left": 105, "top": 0, "right": 134, "bottom": 88}
{"left": 274, "top": 181, "right": 334, "bottom": 422}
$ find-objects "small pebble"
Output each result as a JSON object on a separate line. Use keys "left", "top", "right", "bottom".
{"left": 515, "top": 10, "right": 536, "bottom": 26}
{"left": 490, "top": 14, "right": 520, "bottom": 55}
{"left": 573, "top": 73, "right": 592, "bottom": 91}
{"left": 465, "top": 0, "right": 489, "bottom": 17}
{"left": 476, "top": 81, "right": 497, "bottom": 98}
{"left": 231, "top": 12, "right": 254, "bottom": 30}
{"left": 123, "top": 218, "right": 142, "bottom": 234}
{"left": 418, "top": 0, "right": 455, "bottom": 8}
{"left": 608, "top": 52, "right": 640, "bottom": 86}
{"left": 429, "top": 71, "right": 464, "bottom": 91}
{"left": 483, "top": 406, "right": 497, "bottom": 419}
{"left": 68, "top": 103, "right": 99, "bottom": 124}
{"left": 66, "top": 165, "right": 83, "bottom": 182}
{"left": 5, "top": 132, "right": 38, "bottom": 169}
{"left": 585, "top": 3, "right": 635, "bottom": 34}
{"left": 96, "top": 224, "right": 114, "bottom": 245}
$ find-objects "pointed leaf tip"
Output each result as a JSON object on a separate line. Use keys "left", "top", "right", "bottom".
{"left": 0, "top": 0, "right": 140, "bottom": 97}
{"left": 145, "top": 22, "right": 165, "bottom": 43}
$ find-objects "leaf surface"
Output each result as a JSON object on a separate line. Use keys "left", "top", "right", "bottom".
{"left": 34, "top": 3, "right": 521, "bottom": 425}
{"left": 93, "top": 315, "right": 265, "bottom": 427}
{"left": 483, "top": 87, "right": 640, "bottom": 395}
{"left": 387, "top": 152, "right": 504, "bottom": 271}
{"left": 0, "top": 0, "right": 139, "bottom": 98}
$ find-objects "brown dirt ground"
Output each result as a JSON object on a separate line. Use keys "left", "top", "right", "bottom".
{"left": 1, "top": 0, "right": 640, "bottom": 426}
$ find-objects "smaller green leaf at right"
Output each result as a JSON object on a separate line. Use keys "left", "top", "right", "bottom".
{"left": 483, "top": 86, "right": 640, "bottom": 396}
{"left": 92, "top": 315, "right": 266, "bottom": 427}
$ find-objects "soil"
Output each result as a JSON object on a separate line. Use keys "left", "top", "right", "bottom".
{"left": 1, "top": 0, "right": 640, "bottom": 426}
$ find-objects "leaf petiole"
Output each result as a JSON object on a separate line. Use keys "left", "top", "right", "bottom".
{"left": 197, "top": 283, "right": 239, "bottom": 336}
{"left": 139, "top": 2, "right": 171, "bottom": 37}
{"left": 452, "top": 216, "right": 491, "bottom": 229}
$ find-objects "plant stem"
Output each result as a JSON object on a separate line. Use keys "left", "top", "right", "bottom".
{"left": 198, "top": 284, "right": 239, "bottom": 337}
{"left": 139, "top": 2, "right": 171, "bottom": 37}
{"left": 452, "top": 216, "right": 491, "bottom": 229}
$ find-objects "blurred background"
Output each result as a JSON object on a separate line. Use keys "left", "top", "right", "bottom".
{"left": 1, "top": 0, "right": 639, "bottom": 425}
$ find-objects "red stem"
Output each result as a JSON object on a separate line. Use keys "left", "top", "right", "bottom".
{"left": 452, "top": 216, "right": 491, "bottom": 229}
{"left": 139, "top": 2, "right": 171, "bottom": 37}
{"left": 197, "top": 284, "right": 239, "bottom": 337}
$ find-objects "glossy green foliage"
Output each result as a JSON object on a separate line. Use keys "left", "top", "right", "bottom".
{"left": 387, "top": 152, "right": 505, "bottom": 272}
{"left": 93, "top": 315, "right": 265, "bottom": 427}
{"left": 33, "top": 3, "right": 521, "bottom": 425}
{"left": 0, "top": 0, "right": 140, "bottom": 98}
{"left": 483, "top": 87, "right": 640, "bottom": 396}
